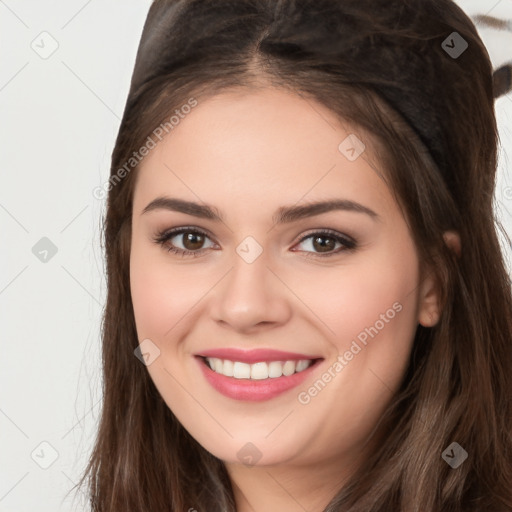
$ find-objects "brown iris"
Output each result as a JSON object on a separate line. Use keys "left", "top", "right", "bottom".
{"left": 182, "top": 231, "right": 205, "bottom": 250}
{"left": 312, "top": 235, "right": 336, "bottom": 253}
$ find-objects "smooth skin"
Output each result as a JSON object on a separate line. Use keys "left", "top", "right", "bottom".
{"left": 129, "top": 87, "right": 460, "bottom": 512}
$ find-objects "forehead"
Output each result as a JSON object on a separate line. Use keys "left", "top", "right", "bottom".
{"left": 133, "top": 87, "right": 393, "bottom": 217}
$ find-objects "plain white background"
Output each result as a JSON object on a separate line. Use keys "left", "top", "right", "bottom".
{"left": 1, "top": 1, "right": 511, "bottom": 510}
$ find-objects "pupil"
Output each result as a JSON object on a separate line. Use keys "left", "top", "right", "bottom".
{"left": 183, "top": 232, "right": 204, "bottom": 250}
{"left": 313, "top": 236, "right": 334, "bottom": 252}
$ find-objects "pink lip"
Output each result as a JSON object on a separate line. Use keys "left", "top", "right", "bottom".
{"left": 196, "top": 348, "right": 321, "bottom": 364}
{"left": 195, "top": 355, "right": 323, "bottom": 402}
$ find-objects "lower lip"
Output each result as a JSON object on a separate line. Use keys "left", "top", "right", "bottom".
{"left": 195, "top": 356, "right": 322, "bottom": 401}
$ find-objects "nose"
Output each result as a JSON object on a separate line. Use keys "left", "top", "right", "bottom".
{"left": 209, "top": 248, "right": 292, "bottom": 334}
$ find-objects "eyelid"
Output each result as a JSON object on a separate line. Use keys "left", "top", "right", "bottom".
{"left": 153, "top": 226, "right": 218, "bottom": 254}
{"left": 291, "top": 228, "right": 357, "bottom": 257}
{"left": 153, "top": 225, "right": 216, "bottom": 243}
{"left": 294, "top": 228, "right": 356, "bottom": 246}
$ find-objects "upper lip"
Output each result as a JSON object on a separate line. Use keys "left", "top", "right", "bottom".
{"left": 196, "top": 348, "right": 323, "bottom": 364}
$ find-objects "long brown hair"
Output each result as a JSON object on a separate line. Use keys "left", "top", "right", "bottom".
{"left": 75, "top": 1, "right": 512, "bottom": 510}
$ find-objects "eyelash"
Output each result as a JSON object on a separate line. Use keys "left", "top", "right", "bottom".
{"left": 152, "top": 226, "right": 357, "bottom": 259}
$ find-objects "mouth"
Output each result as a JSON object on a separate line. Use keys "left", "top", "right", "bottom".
{"left": 194, "top": 348, "right": 324, "bottom": 401}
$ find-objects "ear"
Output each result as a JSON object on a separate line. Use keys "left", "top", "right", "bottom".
{"left": 417, "top": 230, "right": 461, "bottom": 327}
{"left": 443, "top": 230, "right": 461, "bottom": 258}
{"left": 417, "top": 267, "right": 441, "bottom": 327}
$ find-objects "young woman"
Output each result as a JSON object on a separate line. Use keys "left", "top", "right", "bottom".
{"left": 77, "top": 0, "right": 512, "bottom": 510}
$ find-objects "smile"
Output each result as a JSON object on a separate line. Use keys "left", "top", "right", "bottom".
{"left": 204, "top": 357, "right": 314, "bottom": 379}
{"left": 195, "top": 348, "right": 324, "bottom": 401}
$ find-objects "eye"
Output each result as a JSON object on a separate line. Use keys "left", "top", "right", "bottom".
{"left": 153, "top": 227, "right": 357, "bottom": 259}
{"left": 153, "top": 227, "right": 217, "bottom": 257}
{"left": 292, "top": 229, "right": 357, "bottom": 258}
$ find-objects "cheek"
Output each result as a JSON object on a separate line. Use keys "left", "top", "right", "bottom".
{"left": 289, "top": 246, "right": 420, "bottom": 447}
{"left": 129, "top": 240, "right": 201, "bottom": 338}
{"left": 287, "top": 239, "right": 420, "bottom": 393}
{"left": 288, "top": 251, "right": 418, "bottom": 342}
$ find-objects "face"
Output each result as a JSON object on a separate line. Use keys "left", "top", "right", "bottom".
{"left": 129, "top": 87, "right": 438, "bottom": 468}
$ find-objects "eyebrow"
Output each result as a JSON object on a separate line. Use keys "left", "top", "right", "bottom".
{"left": 141, "top": 196, "right": 380, "bottom": 223}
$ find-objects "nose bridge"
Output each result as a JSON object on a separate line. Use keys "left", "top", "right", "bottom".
{"left": 210, "top": 239, "right": 291, "bottom": 330}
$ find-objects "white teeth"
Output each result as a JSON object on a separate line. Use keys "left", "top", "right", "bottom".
{"left": 223, "top": 359, "right": 234, "bottom": 377}
{"left": 250, "top": 362, "right": 268, "bottom": 380}
{"left": 296, "top": 359, "right": 310, "bottom": 372}
{"left": 268, "top": 361, "right": 283, "bottom": 378}
{"left": 282, "top": 361, "right": 295, "bottom": 376}
{"left": 205, "top": 357, "right": 314, "bottom": 379}
{"left": 233, "top": 361, "right": 251, "bottom": 379}
{"left": 214, "top": 358, "right": 224, "bottom": 373}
